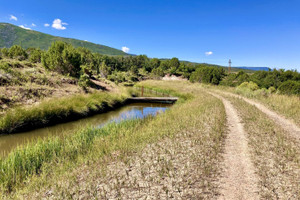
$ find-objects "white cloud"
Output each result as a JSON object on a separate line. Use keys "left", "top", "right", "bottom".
{"left": 10, "top": 15, "right": 17, "bottom": 21}
{"left": 52, "top": 19, "right": 68, "bottom": 30}
{"left": 122, "top": 46, "right": 130, "bottom": 53}
{"left": 205, "top": 51, "right": 213, "bottom": 56}
{"left": 31, "top": 23, "right": 36, "bottom": 27}
{"left": 19, "top": 25, "right": 31, "bottom": 30}
{"left": 44, "top": 23, "right": 50, "bottom": 27}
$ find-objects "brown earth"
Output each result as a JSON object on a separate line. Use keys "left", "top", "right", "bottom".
{"left": 209, "top": 92, "right": 259, "bottom": 200}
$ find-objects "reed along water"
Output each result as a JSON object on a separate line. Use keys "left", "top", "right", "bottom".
{"left": 0, "top": 102, "right": 171, "bottom": 157}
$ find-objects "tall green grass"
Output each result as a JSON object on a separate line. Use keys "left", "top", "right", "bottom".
{"left": 0, "top": 92, "right": 128, "bottom": 134}
{"left": 0, "top": 119, "right": 145, "bottom": 193}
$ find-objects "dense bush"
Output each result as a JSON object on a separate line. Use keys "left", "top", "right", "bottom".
{"left": 236, "top": 81, "right": 270, "bottom": 97}
{"left": 278, "top": 80, "right": 300, "bottom": 95}
{"left": 1, "top": 48, "right": 9, "bottom": 57}
{"left": 237, "top": 81, "right": 259, "bottom": 91}
{"left": 42, "top": 41, "right": 81, "bottom": 77}
{"left": 28, "top": 48, "right": 42, "bottom": 63}
{"left": 152, "top": 67, "right": 165, "bottom": 77}
{"left": 78, "top": 73, "right": 92, "bottom": 88}
{"left": 8, "top": 45, "right": 27, "bottom": 61}
{"left": 190, "top": 66, "right": 225, "bottom": 84}
{"left": 220, "top": 71, "right": 250, "bottom": 87}
{"left": 221, "top": 69, "right": 300, "bottom": 96}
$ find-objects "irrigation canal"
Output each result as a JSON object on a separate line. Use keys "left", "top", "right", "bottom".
{"left": 0, "top": 102, "right": 174, "bottom": 157}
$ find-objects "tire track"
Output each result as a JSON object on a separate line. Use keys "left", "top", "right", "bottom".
{"left": 209, "top": 92, "right": 259, "bottom": 200}
{"left": 218, "top": 91, "right": 300, "bottom": 141}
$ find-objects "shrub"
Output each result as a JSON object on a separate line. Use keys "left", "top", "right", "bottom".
{"left": 268, "top": 86, "right": 276, "bottom": 94}
{"left": 42, "top": 41, "right": 81, "bottom": 77}
{"left": 8, "top": 45, "right": 27, "bottom": 61}
{"left": 190, "top": 66, "right": 225, "bottom": 85}
{"left": 278, "top": 80, "right": 300, "bottom": 95}
{"left": 29, "top": 49, "right": 42, "bottom": 63}
{"left": 236, "top": 81, "right": 261, "bottom": 97}
{"left": 78, "top": 73, "right": 91, "bottom": 88}
{"left": 238, "top": 81, "right": 259, "bottom": 91}
{"left": 108, "top": 71, "right": 126, "bottom": 83}
{"left": 1, "top": 48, "right": 9, "bottom": 57}
{"left": 152, "top": 67, "right": 165, "bottom": 77}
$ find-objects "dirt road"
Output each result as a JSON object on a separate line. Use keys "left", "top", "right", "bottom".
{"left": 209, "top": 92, "right": 259, "bottom": 199}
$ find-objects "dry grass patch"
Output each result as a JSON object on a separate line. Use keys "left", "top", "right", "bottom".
{"left": 227, "top": 95, "right": 300, "bottom": 199}
{"left": 209, "top": 85, "right": 300, "bottom": 126}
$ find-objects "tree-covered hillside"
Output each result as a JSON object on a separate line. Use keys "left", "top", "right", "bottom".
{"left": 0, "top": 23, "right": 128, "bottom": 56}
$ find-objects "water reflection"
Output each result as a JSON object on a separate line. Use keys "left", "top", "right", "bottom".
{"left": 0, "top": 103, "right": 171, "bottom": 157}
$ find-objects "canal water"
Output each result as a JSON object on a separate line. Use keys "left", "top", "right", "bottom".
{"left": 0, "top": 102, "right": 171, "bottom": 157}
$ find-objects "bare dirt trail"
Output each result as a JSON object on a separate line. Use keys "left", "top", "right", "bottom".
{"left": 217, "top": 91, "right": 300, "bottom": 141}
{"left": 208, "top": 92, "right": 259, "bottom": 200}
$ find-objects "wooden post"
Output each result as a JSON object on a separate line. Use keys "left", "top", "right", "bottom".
{"left": 141, "top": 86, "right": 144, "bottom": 97}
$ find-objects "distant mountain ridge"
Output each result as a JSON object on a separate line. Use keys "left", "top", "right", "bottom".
{"left": 0, "top": 23, "right": 127, "bottom": 56}
{"left": 234, "top": 66, "right": 270, "bottom": 71}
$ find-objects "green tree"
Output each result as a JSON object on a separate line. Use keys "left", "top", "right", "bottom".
{"left": 29, "top": 49, "right": 42, "bottom": 63}
{"left": 99, "top": 61, "right": 110, "bottom": 78}
{"left": 152, "top": 67, "right": 165, "bottom": 77}
{"left": 169, "top": 57, "right": 180, "bottom": 69}
{"left": 278, "top": 80, "right": 300, "bottom": 95}
{"left": 42, "top": 41, "right": 81, "bottom": 77}
{"left": 149, "top": 58, "right": 161, "bottom": 69}
{"left": 190, "top": 66, "right": 225, "bottom": 85}
{"left": 1, "top": 48, "right": 9, "bottom": 57}
{"left": 8, "top": 45, "right": 27, "bottom": 60}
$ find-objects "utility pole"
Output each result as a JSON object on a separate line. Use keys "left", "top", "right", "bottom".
{"left": 228, "top": 59, "right": 232, "bottom": 74}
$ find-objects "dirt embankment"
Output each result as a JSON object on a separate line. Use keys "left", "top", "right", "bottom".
{"left": 0, "top": 59, "right": 114, "bottom": 114}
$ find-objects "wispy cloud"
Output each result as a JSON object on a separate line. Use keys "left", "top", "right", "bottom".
{"left": 44, "top": 23, "right": 50, "bottom": 27}
{"left": 31, "top": 23, "right": 36, "bottom": 27}
{"left": 122, "top": 46, "right": 130, "bottom": 53}
{"left": 52, "top": 19, "right": 68, "bottom": 30}
{"left": 9, "top": 15, "right": 17, "bottom": 21}
{"left": 205, "top": 51, "right": 213, "bottom": 56}
{"left": 19, "top": 25, "right": 31, "bottom": 30}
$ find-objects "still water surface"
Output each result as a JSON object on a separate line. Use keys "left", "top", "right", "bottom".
{"left": 0, "top": 103, "right": 171, "bottom": 157}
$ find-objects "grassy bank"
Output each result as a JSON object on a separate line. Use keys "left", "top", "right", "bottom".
{"left": 1, "top": 81, "right": 226, "bottom": 199}
{"left": 0, "top": 119, "right": 144, "bottom": 193}
{"left": 0, "top": 90, "right": 129, "bottom": 134}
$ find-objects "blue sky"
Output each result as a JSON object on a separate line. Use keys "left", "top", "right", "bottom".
{"left": 0, "top": 0, "right": 300, "bottom": 70}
